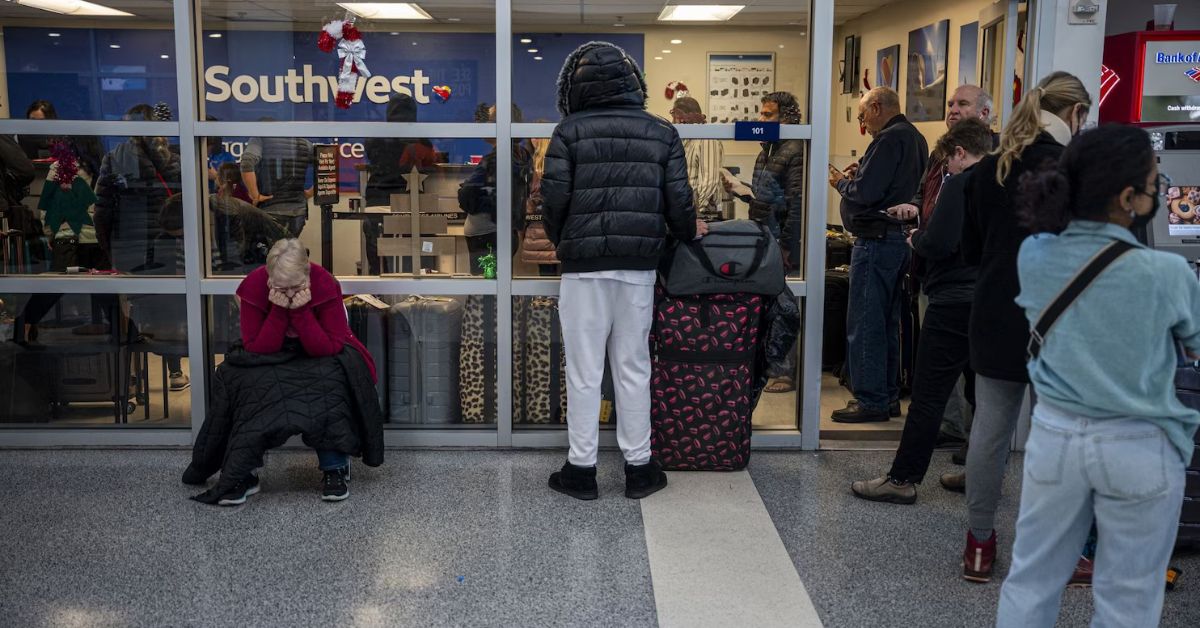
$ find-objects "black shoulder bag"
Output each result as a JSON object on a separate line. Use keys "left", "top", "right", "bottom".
{"left": 1027, "top": 240, "right": 1135, "bottom": 360}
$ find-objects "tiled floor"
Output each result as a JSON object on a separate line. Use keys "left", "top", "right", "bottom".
{"left": 1, "top": 448, "right": 1197, "bottom": 628}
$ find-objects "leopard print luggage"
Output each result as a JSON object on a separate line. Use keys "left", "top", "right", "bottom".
{"left": 460, "top": 295, "right": 496, "bottom": 424}
{"left": 514, "top": 296, "right": 567, "bottom": 424}
{"left": 650, "top": 289, "right": 763, "bottom": 471}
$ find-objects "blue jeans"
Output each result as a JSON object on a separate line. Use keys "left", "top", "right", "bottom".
{"left": 997, "top": 403, "right": 1186, "bottom": 628}
{"left": 846, "top": 233, "right": 910, "bottom": 411}
{"left": 316, "top": 449, "right": 349, "bottom": 471}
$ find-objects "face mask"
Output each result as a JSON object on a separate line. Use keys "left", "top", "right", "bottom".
{"left": 1130, "top": 188, "right": 1161, "bottom": 231}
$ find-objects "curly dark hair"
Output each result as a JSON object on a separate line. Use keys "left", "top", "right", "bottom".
{"left": 761, "top": 92, "right": 802, "bottom": 124}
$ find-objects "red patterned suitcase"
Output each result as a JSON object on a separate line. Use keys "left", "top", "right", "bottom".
{"left": 650, "top": 289, "right": 763, "bottom": 471}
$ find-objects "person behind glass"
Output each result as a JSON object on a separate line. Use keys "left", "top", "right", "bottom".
{"left": 459, "top": 104, "right": 531, "bottom": 275}
{"left": 889, "top": 85, "right": 995, "bottom": 454}
{"left": 850, "top": 118, "right": 993, "bottom": 504}
{"left": 209, "top": 162, "right": 285, "bottom": 273}
{"left": 828, "top": 87, "right": 928, "bottom": 422}
{"left": 670, "top": 96, "right": 725, "bottom": 222}
{"left": 518, "top": 135, "right": 560, "bottom": 276}
{"left": 19, "top": 100, "right": 57, "bottom": 159}
{"left": 364, "top": 93, "right": 419, "bottom": 275}
{"left": 956, "top": 71, "right": 1092, "bottom": 583}
{"left": 723, "top": 91, "right": 805, "bottom": 393}
{"left": 542, "top": 41, "right": 705, "bottom": 500}
{"left": 93, "top": 103, "right": 181, "bottom": 274}
{"left": 233, "top": 239, "right": 377, "bottom": 501}
{"left": 239, "top": 122, "right": 314, "bottom": 237}
{"left": 993, "top": 125, "right": 1197, "bottom": 628}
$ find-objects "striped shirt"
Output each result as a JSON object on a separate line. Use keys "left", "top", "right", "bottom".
{"left": 683, "top": 139, "right": 724, "bottom": 218}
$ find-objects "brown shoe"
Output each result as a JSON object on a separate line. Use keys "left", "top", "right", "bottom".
{"left": 851, "top": 475, "right": 916, "bottom": 504}
{"left": 940, "top": 472, "right": 966, "bottom": 493}
{"left": 963, "top": 529, "right": 997, "bottom": 583}
{"left": 1068, "top": 556, "right": 1093, "bottom": 588}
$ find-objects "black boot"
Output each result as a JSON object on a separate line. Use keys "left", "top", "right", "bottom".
{"left": 549, "top": 462, "right": 598, "bottom": 500}
{"left": 625, "top": 460, "right": 668, "bottom": 499}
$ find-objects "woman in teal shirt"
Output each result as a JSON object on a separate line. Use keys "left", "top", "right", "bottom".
{"left": 997, "top": 125, "right": 1200, "bottom": 627}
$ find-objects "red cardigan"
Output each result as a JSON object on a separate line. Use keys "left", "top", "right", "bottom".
{"left": 236, "top": 263, "right": 377, "bottom": 382}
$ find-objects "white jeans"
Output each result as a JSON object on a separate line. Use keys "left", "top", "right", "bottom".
{"left": 997, "top": 402, "right": 1186, "bottom": 628}
{"left": 559, "top": 276, "right": 654, "bottom": 467}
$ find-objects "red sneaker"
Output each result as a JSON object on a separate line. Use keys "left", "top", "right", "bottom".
{"left": 1068, "top": 556, "right": 1094, "bottom": 588}
{"left": 963, "top": 530, "right": 997, "bottom": 583}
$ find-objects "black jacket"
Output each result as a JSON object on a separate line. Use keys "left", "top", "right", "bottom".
{"left": 364, "top": 94, "right": 418, "bottom": 207}
{"left": 94, "top": 137, "right": 182, "bottom": 272}
{"left": 0, "top": 135, "right": 34, "bottom": 214}
{"left": 749, "top": 139, "right": 805, "bottom": 249}
{"left": 183, "top": 342, "right": 385, "bottom": 504}
{"left": 911, "top": 168, "right": 976, "bottom": 304}
{"left": 962, "top": 132, "right": 1065, "bottom": 382}
{"left": 836, "top": 115, "right": 928, "bottom": 237}
{"left": 542, "top": 43, "right": 696, "bottom": 273}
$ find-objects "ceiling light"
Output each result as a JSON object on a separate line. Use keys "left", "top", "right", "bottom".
{"left": 670, "top": 39, "right": 683, "bottom": 45}
{"left": 209, "top": 33, "right": 222, "bottom": 38}
{"left": 520, "top": 38, "right": 532, "bottom": 44}
{"left": 161, "top": 54, "right": 169, "bottom": 59}
{"left": 48, "top": 32, "right": 61, "bottom": 37}
{"left": 17, "top": 0, "right": 132, "bottom": 16}
{"left": 411, "top": 41, "right": 418, "bottom": 45}
{"left": 109, "top": 44, "right": 120, "bottom": 49}
{"left": 390, "top": 32, "right": 399, "bottom": 35}
{"left": 662, "top": 50, "right": 672, "bottom": 54}
{"left": 336, "top": 3, "right": 433, "bottom": 20}
{"left": 445, "top": 17, "right": 460, "bottom": 22}
{"left": 654, "top": 56, "right": 663, "bottom": 61}
{"left": 778, "top": 44, "right": 785, "bottom": 48}
{"left": 534, "top": 56, "right": 543, "bottom": 61}
{"left": 528, "top": 48, "right": 538, "bottom": 53}
{"left": 657, "top": 5, "right": 744, "bottom": 22}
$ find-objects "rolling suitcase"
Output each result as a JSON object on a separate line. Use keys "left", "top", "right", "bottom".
{"left": 460, "top": 295, "right": 497, "bottom": 424}
{"left": 1173, "top": 362, "right": 1200, "bottom": 545}
{"left": 822, "top": 269, "right": 849, "bottom": 372}
{"left": 650, "top": 288, "right": 763, "bottom": 471}
{"left": 346, "top": 295, "right": 390, "bottom": 417}
{"left": 514, "top": 296, "right": 567, "bottom": 424}
{"left": 389, "top": 296, "right": 463, "bottom": 424}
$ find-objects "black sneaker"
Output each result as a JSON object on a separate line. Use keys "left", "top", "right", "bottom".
{"left": 548, "top": 462, "right": 598, "bottom": 500}
{"left": 322, "top": 467, "right": 350, "bottom": 502}
{"left": 625, "top": 460, "right": 668, "bottom": 499}
{"left": 217, "top": 474, "right": 260, "bottom": 506}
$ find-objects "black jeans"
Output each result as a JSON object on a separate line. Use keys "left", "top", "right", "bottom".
{"left": 888, "top": 299, "right": 972, "bottom": 484}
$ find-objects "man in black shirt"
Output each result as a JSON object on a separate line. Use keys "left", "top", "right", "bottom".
{"left": 829, "top": 87, "right": 928, "bottom": 422}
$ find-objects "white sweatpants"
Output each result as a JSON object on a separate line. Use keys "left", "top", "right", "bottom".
{"left": 559, "top": 276, "right": 654, "bottom": 467}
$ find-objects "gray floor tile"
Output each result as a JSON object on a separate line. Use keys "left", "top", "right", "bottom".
{"left": 0, "top": 450, "right": 656, "bottom": 628}
{"left": 750, "top": 451, "right": 1200, "bottom": 628}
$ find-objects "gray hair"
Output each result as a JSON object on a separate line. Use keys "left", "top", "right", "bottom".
{"left": 266, "top": 238, "right": 310, "bottom": 287}
{"left": 865, "top": 87, "right": 901, "bottom": 113}
{"left": 955, "top": 84, "right": 995, "bottom": 124}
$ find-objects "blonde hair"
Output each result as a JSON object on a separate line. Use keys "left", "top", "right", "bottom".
{"left": 266, "top": 238, "right": 310, "bottom": 287}
{"left": 995, "top": 71, "right": 1091, "bottom": 185}
{"left": 532, "top": 137, "right": 551, "bottom": 179}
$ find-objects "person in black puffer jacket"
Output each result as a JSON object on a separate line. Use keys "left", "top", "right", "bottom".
{"left": 542, "top": 41, "right": 703, "bottom": 501}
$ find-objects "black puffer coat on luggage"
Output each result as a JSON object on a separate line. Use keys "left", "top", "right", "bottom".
{"left": 542, "top": 41, "right": 697, "bottom": 274}
{"left": 184, "top": 341, "right": 384, "bottom": 503}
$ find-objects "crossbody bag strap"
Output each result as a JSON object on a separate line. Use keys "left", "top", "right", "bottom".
{"left": 1027, "top": 240, "right": 1135, "bottom": 360}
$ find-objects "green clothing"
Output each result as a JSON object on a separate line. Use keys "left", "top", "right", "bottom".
{"left": 39, "top": 175, "right": 97, "bottom": 241}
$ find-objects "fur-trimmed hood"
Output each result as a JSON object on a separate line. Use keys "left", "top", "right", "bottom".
{"left": 556, "top": 41, "right": 647, "bottom": 117}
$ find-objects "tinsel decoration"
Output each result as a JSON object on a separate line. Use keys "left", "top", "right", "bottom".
{"left": 479, "top": 246, "right": 497, "bottom": 279}
{"left": 49, "top": 140, "right": 78, "bottom": 191}
{"left": 317, "top": 18, "right": 370, "bottom": 109}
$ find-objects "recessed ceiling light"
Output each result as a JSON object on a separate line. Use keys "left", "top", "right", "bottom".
{"left": 800, "top": 31, "right": 807, "bottom": 37}
{"left": 670, "top": 39, "right": 683, "bottom": 45}
{"left": 109, "top": 44, "right": 120, "bottom": 49}
{"left": 657, "top": 5, "right": 744, "bottom": 22}
{"left": 520, "top": 38, "right": 532, "bottom": 44}
{"left": 209, "top": 33, "right": 222, "bottom": 38}
{"left": 528, "top": 48, "right": 538, "bottom": 53}
{"left": 411, "top": 41, "right": 418, "bottom": 45}
{"left": 778, "top": 44, "right": 785, "bottom": 48}
{"left": 445, "top": 17, "right": 460, "bottom": 22}
{"left": 336, "top": 3, "right": 433, "bottom": 20}
{"left": 613, "top": 22, "right": 625, "bottom": 27}
{"left": 654, "top": 56, "right": 663, "bottom": 61}
{"left": 534, "top": 56, "right": 543, "bottom": 61}
{"left": 390, "top": 32, "right": 399, "bottom": 35}
{"left": 662, "top": 50, "right": 671, "bottom": 54}
{"left": 17, "top": 0, "right": 132, "bottom": 16}
{"left": 161, "top": 54, "right": 169, "bottom": 59}
{"left": 48, "top": 32, "right": 61, "bottom": 37}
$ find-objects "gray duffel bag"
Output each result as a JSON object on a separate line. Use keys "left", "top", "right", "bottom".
{"left": 660, "top": 219, "right": 787, "bottom": 296}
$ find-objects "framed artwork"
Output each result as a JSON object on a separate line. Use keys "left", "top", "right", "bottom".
{"left": 876, "top": 44, "right": 900, "bottom": 90}
{"left": 959, "top": 22, "right": 980, "bottom": 86}
{"left": 707, "top": 53, "right": 776, "bottom": 123}
{"left": 906, "top": 19, "right": 950, "bottom": 122}
{"left": 842, "top": 35, "right": 860, "bottom": 94}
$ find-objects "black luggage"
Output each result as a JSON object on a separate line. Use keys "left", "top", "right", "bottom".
{"left": 346, "top": 295, "right": 390, "bottom": 417}
{"left": 825, "top": 224, "right": 852, "bottom": 269}
{"left": 1172, "top": 363, "right": 1200, "bottom": 545}
{"left": 823, "top": 269, "right": 849, "bottom": 372}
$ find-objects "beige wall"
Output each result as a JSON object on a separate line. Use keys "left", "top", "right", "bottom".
{"left": 828, "top": 0, "right": 1002, "bottom": 224}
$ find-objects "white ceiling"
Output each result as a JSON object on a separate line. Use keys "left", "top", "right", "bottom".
{"left": 0, "top": 0, "right": 901, "bottom": 27}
